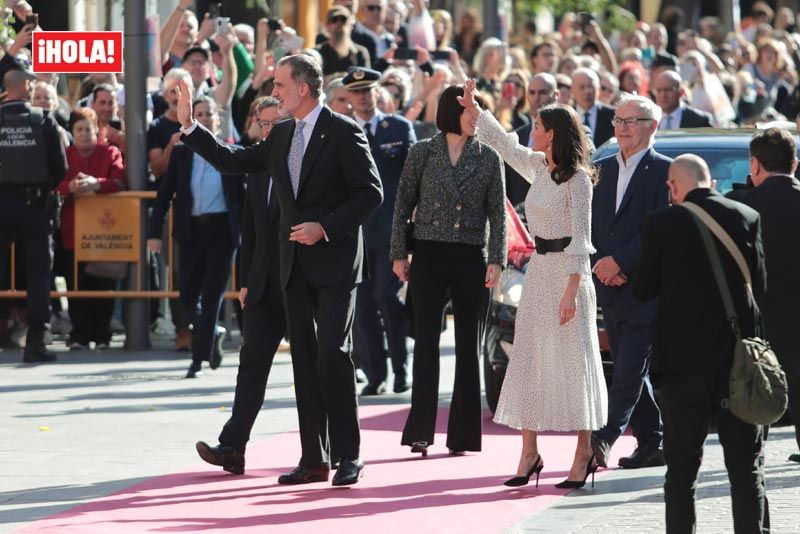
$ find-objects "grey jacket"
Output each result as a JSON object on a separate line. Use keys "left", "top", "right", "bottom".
{"left": 390, "top": 132, "right": 507, "bottom": 266}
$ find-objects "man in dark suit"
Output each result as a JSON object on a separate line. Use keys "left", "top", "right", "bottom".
{"left": 572, "top": 67, "right": 615, "bottom": 147}
{"left": 505, "top": 73, "right": 596, "bottom": 206}
{"left": 634, "top": 154, "right": 768, "bottom": 533}
{"left": 177, "top": 55, "right": 383, "bottom": 486}
{"left": 653, "top": 71, "right": 714, "bottom": 130}
{"left": 344, "top": 67, "right": 415, "bottom": 396}
{"left": 591, "top": 95, "right": 670, "bottom": 470}
{"left": 737, "top": 128, "right": 800, "bottom": 463}
{"left": 147, "top": 95, "right": 245, "bottom": 379}
{"left": 194, "top": 97, "right": 288, "bottom": 475}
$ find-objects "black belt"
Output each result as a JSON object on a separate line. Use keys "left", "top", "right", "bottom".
{"left": 534, "top": 236, "right": 572, "bottom": 254}
{"left": 192, "top": 212, "right": 228, "bottom": 224}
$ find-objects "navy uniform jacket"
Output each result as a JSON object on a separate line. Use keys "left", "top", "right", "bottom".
{"left": 591, "top": 148, "right": 671, "bottom": 321}
{"left": 363, "top": 112, "right": 416, "bottom": 249}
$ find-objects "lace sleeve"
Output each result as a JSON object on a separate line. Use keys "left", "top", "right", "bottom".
{"left": 475, "top": 110, "right": 548, "bottom": 184}
{"left": 563, "top": 171, "right": 597, "bottom": 276}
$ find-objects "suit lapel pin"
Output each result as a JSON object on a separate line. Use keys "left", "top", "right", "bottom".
{"left": 320, "top": 133, "right": 326, "bottom": 138}
{"left": 381, "top": 120, "right": 389, "bottom": 128}
{"left": 645, "top": 165, "right": 649, "bottom": 170}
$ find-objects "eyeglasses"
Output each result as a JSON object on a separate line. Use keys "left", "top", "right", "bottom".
{"left": 365, "top": 5, "right": 382, "bottom": 11}
{"left": 611, "top": 117, "right": 654, "bottom": 127}
{"left": 600, "top": 86, "right": 614, "bottom": 92}
{"left": 348, "top": 87, "right": 373, "bottom": 94}
{"left": 257, "top": 119, "right": 279, "bottom": 128}
{"left": 329, "top": 15, "right": 348, "bottom": 24}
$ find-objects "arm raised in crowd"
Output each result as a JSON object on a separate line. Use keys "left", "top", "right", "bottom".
{"left": 159, "top": 0, "right": 193, "bottom": 65}
{"left": 213, "top": 29, "right": 238, "bottom": 110}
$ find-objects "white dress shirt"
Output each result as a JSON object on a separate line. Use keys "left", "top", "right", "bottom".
{"left": 614, "top": 146, "right": 650, "bottom": 212}
{"left": 659, "top": 104, "right": 684, "bottom": 130}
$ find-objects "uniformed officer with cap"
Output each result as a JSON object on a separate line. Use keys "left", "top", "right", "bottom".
{"left": 0, "top": 62, "right": 68, "bottom": 362}
{"left": 343, "top": 67, "right": 416, "bottom": 395}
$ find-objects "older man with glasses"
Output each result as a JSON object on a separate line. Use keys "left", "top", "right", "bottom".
{"left": 590, "top": 94, "right": 670, "bottom": 471}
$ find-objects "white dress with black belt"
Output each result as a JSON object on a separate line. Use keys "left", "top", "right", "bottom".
{"left": 476, "top": 110, "right": 608, "bottom": 431}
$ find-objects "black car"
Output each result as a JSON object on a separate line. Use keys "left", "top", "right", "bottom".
{"left": 483, "top": 128, "right": 798, "bottom": 413}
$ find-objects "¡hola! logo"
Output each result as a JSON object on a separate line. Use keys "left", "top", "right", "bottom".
{"left": 32, "top": 31, "right": 123, "bottom": 74}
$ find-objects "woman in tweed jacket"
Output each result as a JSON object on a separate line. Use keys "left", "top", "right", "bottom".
{"left": 390, "top": 85, "right": 507, "bottom": 456}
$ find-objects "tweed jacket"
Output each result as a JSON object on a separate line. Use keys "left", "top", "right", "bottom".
{"left": 390, "top": 132, "right": 507, "bottom": 266}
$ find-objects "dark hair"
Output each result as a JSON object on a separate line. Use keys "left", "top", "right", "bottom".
{"left": 750, "top": 128, "right": 797, "bottom": 174}
{"left": 91, "top": 83, "right": 116, "bottom": 100}
{"left": 436, "top": 85, "right": 486, "bottom": 135}
{"left": 530, "top": 42, "right": 551, "bottom": 59}
{"left": 278, "top": 54, "right": 323, "bottom": 99}
{"left": 537, "top": 104, "right": 598, "bottom": 185}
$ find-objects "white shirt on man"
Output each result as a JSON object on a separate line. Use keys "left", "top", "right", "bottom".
{"left": 575, "top": 104, "right": 598, "bottom": 137}
{"left": 614, "top": 146, "right": 650, "bottom": 212}
{"left": 659, "top": 104, "right": 684, "bottom": 130}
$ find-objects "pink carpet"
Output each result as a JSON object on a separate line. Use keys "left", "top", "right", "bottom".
{"left": 17, "top": 406, "right": 635, "bottom": 533}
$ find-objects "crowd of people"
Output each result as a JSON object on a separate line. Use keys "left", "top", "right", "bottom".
{"left": 0, "top": 0, "right": 799, "bottom": 531}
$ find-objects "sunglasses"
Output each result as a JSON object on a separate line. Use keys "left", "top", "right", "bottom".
{"left": 329, "top": 15, "right": 348, "bottom": 24}
{"left": 365, "top": 5, "right": 382, "bottom": 11}
{"left": 348, "top": 87, "right": 373, "bottom": 94}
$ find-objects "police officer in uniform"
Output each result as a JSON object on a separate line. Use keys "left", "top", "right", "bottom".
{"left": 0, "top": 65, "right": 68, "bottom": 362}
{"left": 344, "top": 67, "right": 416, "bottom": 395}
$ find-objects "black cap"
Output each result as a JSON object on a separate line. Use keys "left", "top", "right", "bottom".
{"left": 651, "top": 52, "right": 679, "bottom": 70}
{"left": 343, "top": 67, "right": 380, "bottom": 90}
{"left": 182, "top": 45, "right": 210, "bottom": 64}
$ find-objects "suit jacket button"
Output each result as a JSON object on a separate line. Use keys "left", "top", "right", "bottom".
{"left": 609, "top": 231, "right": 615, "bottom": 236}
{"left": 433, "top": 220, "right": 439, "bottom": 226}
{"left": 434, "top": 202, "right": 441, "bottom": 208}
{"left": 456, "top": 204, "right": 462, "bottom": 211}
{"left": 454, "top": 222, "right": 460, "bottom": 229}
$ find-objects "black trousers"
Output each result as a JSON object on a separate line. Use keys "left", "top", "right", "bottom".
{"left": 401, "top": 240, "right": 488, "bottom": 451}
{"left": 218, "top": 264, "right": 286, "bottom": 450}
{"left": 354, "top": 245, "right": 408, "bottom": 385}
{"left": 284, "top": 265, "right": 360, "bottom": 466}
{"left": 658, "top": 370, "right": 766, "bottom": 534}
{"left": 178, "top": 215, "right": 236, "bottom": 364}
{"left": 596, "top": 305, "right": 663, "bottom": 447}
{"left": 0, "top": 193, "right": 52, "bottom": 341}
{"left": 57, "top": 248, "right": 116, "bottom": 345}
{"left": 761, "top": 311, "right": 800, "bottom": 452}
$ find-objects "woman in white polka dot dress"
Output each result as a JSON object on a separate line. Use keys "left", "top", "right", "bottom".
{"left": 460, "top": 80, "right": 608, "bottom": 488}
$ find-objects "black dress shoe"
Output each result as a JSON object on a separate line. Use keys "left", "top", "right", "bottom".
{"left": 618, "top": 444, "right": 665, "bottom": 469}
{"left": 209, "top": 330, "right": 224, "bottom": 370}
{"left": 332, "top": 458, "right": 364, "bottom": 486}
{"left": 186, "top": 361, "right": 203, "bottom": 378}
{"left": 22, "top": 346, "right": 57, "bottom": 363}
{"left": 196, "top": 441, "right": 245, "bottom": 474}
{"left": 789, "top": 453, "right": 800, "bottom": 463}
{"left": 393, "top": 378, "right": 411, "bottom": 393}
{"left": 591, "top": 434, "right": 611, "bottom": 468}
{"left": 277, "top": 464, "right": 330, "bottom": 485}
{"left": 360, "top": 382, "right": 386, "bottom": 396}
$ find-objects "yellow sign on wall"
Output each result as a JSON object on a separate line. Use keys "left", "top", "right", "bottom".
{"left": 74, "top": 195, "right": 140, "bottom": 262}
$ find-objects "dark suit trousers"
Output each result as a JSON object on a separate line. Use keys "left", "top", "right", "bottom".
{"left": 354, "top": 246, "right": 408, "bottom": 384}
{"left": 218, "top": 266, "right": 286, "bottom": 450}
{"left": 596, "top": 305, "right": 663, "bottom": 446}
{"left": 659, "top": 370, "right": 766, "bottom": 534}
{"left": 401, "top": 240, "right": 488, "bottom": 451}
{"left": 762, "top": 309, "right": 800, "bottom": 452}
{"left": 178, "top": 214, "right": 236, "bottom": 364}
{"left": 284, "top": 265, "right": 360, "bottom": 466}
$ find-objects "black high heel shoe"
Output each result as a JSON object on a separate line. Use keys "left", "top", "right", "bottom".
{"left": 555, "top": 455, "right": 598, "bottom": 489}
{"left": 411, "top": 441, "right": 429, "bottom": 457}
{"left": 503, "top": 455, "right": 544, "bottom": 487}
